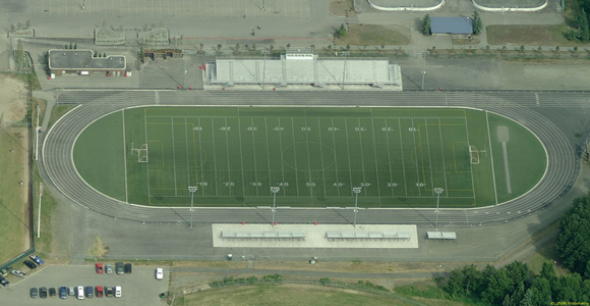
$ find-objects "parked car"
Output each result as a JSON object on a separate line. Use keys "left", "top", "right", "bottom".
{"left": 115, "top": 262, "right": 124, "bottom": 275}
{"left": 29, "top": 255, "right": 44, "bottom": 265}
{"left": 95, "top": 262, "right": 103, "bottom": 274}
{"left": 39, "top": 287, "right": 48, "bottom": 299}
{"left": 115, "top": 286, "right": 122, "bottom": 298}
{"left": 105, "top": 264, "right": 113, "bottom": 274}
{"left": 85, "top": 286, "right": 94, "bottom": 298}
{"left": 77, "top": 286, "right": 84, "bottom": 300}
{"left": 0, "top": 268, "right": 8, "bottom": 276}
{"left": 59, "top": 286, "right": 67, "bottom": 299}
{"left": 0, "top": 276, "right": 9, "bottom": 287}
{"left": 156, "top": 268, "right": 164, "bottom": 280}
{"left": 49, "top": 287, "right": 56, "bottom": 297}
{"left": 105, "top": 286, "right": 114, "bottom": 297}
{"left": 96, "top": 285, "right": 104, "bottom": 298}
{"left": 124, "top": 263, "right": 132, "bottom": 274}
{"left": 30, "top": 287, "right": 38, "bottom": 298}
{"left": 68, "top": 286, "right": 75, "bottom": 296}
{"left": 10, "top": 269, "right": 26, "bottom": 278}
{"left": 23, "top": 260, "right": 37, "bottom": 269}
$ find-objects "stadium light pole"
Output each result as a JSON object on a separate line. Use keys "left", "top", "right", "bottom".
{"left": 352, "top": 187, "right": 362, "bottom": 229}
{"left": 271, "top": 186, "right": 280, "bottom": 226}
{"left": 189, "top": 186, "right": 198, "bottom": 229}
{"left": 261, "top": 50, "right": 269, "bottom": 89}
{"left": 421, "top": 50, "right": 429, "bottom": 91}
{"left": 434, "top": 187, "right": 443, "bottom": 231}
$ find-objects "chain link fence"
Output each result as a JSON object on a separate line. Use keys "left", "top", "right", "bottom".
{"left": 0, "top": 248, "right": 35, "bottom": 271}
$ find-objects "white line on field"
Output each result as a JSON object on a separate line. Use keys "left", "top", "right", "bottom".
{"left": 197, "top": 117, "right": 205, "bottom": 196}
{"left": 369, "top": 113, "right": 382, "bottom": 198}
{"left": 344, "top": 118, "right": 354, "bottom": 192}
{"left": 303, "top": 116, "right": 313, "bottom": 198}
{"left": 384, "top": 119, "right": 395, "bottom": 197}
{"left": 424, "top": 118, "right": 435, "bottom": 196}
{"left": 122, "top": 109, "right": 129, "bottom": 203}
{"left": 264, "top": 118, "right": 273, "bottom": 193}
{"left": 250, "top": 117, "right": 259, "bottom": 197}
{"left": 143, "top": 115, "right": 151, "bottom": 198}
{"left": 210, "top": 118, "right": 219, "bottom": 196}
{"left": 357, "top": 118, "right": 367, "bottom": 191}
{"left": 317, "top": 118, "right": 328, "bottom": 196}
{"left": 237, "top": 114, "right": 246, "bottom": 197}
{"left": 410, "top": 118, "right": 421, "bottom": 197}
{"left": 224, "top": 117, "right": 233, "bottom": 196}
{"left": 278, "top": 118, "right": 287, "bottom": 196}
{"left": 463, "top": 117, "right": 477, "bottom": 200}
{"left": 184, "top": 117, "right": 191, "bottom": 188}
{"left": 331, "top": 118, "right": 341, "bottom": 197}
{"left": 170, "top": 117, "right": 178, "bottom": 196}
{"left": 290, "top": 118, "right": 300, "bottom": 197}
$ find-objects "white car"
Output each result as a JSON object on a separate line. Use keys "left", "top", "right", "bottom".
{"left": 155, "top": 268, "right": 164, "bottom": 280}
{"left": 115, "top": 286, "right": 122, "bottom": 298}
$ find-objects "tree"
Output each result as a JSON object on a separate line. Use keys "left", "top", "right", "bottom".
{"left": 505, "top": 261, "right": 530, "bottom": 287}
{"left": 577, "top": 9, "right": 589, "bottom": 43}
{"left": 556, "top": 193, "right": 590, "bottom": 277}
{"left": 538, "top": 46, "right": 542, "bottom": 52}
{"left": 472, "top": 11, "right": 482, "bottom": 35}
{"left": 69, "top": 42, "right": 73, "bottom": 49}
{"left": 251, "top": 44, "right": 256, "bottom": 51}
{"left": 269, "top": 45, "right": 274, "bottom": 52}
{"left": 381, "top": 44, "right": 385, "bottom": 51}
{"left": 103, "top": 53, "right": 107, "bottom": 58}
{"left": 422, "top": 14, "right": 431, "bottom": 35}
{"left": 530, "top": 277, "right": 552, "bottom": 305}
{"left": 327, "top": 44, "right": 333, "bottom": 51}
{"left": 346, "top": 44, "right": 351, "bottom": 51}
{"left": 520, "top": 289, "right": 534, "bottom": 306}
{"left": 74, "top": 44, "right": 77, "bottom": 50}
{"left": 235, "top": 43, "right": 240, "bottom": 51}
{"left": 338, "top": 23, "right": 347, "bottom": 38}
{"left": 555, "top": 46, "right": 560, "bottom": 52}
{"left": 199, "top": 43, "right": 204, "bottom": 51}
{"left": 217, "top": 44, "right": 222, "bottom": 52}
{"left": 520, "top": 45, "right": 525, "bottom": 52}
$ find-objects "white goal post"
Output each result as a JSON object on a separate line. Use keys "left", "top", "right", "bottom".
{"left": 131, "top": 143, "right": 149, "bottom": 163}
{"left": 469, "top": 145, "right": 479, "bottom": 165}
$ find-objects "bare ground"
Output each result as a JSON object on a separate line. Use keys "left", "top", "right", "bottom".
{"left": 0, "top": 74, "right": 28, "bottom": 123}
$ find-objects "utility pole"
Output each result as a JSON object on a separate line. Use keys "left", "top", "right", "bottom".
{"left": 421, "top": 50, "right": 429, "bottom": 91}
{"left": 352, "top": 187, "right": 362, "bottom": 228}
{"left": 189, "top": 186, "right": 197, "bottom": 229}
{"left": 270, "top": 186, "right": 280, "bottom": 226}
{"left": 341, "top": 51, "right": 349, "bottom": 90}
{"left": 434, "top": 187, "right": 443, "bottom": 231}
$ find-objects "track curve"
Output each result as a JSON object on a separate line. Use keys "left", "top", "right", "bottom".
{"left": 41, "top": 91, "right": 578, "bottom": 227}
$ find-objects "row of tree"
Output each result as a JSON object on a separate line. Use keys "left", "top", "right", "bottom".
{"left": 442, "top": 192, "right": 590, "bottom": 305}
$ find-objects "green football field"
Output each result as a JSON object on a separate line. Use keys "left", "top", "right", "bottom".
{"left": 73, "top": 107, "right": 546, "bottom": 208}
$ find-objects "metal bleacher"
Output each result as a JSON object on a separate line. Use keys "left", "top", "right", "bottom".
{"left": 325, "top": 231, "right": 411, "bottom": 241}
{"left": 221, "top": 231, "right": 306, "bottom": 240}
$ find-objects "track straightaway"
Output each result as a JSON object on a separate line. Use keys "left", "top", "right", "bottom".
{"left": 42, "top": 91, "right": 577, "bottom": 227}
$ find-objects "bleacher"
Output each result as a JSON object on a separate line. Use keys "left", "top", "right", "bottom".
{"left": 426, "top": 231, "right": 457, "bottom": 240}
{"left": 325, "top": 231, "right": 411, "bottom": 241}
{"left": 221, "top": 231, "right": 306, "bottom": 240}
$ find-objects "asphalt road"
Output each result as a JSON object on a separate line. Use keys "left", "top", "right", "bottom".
{"left": 41, "top": 91, "right": 577, "bottom": 227}
{"left": 0, "top": 265, "right": 169, "bottom": 306}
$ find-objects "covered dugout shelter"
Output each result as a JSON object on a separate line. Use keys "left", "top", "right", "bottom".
{"left": 48, "top": 49, "right": 127, "bottom": 77}
{"left": 430, "top": 17, "right": 473, "bottom": 36}
{"left": 205, "top": 49, "right": 403, "bottom": 91}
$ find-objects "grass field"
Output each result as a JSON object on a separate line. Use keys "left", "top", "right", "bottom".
{"left": 73, "top": 107, "right": 546, "bottom": 208}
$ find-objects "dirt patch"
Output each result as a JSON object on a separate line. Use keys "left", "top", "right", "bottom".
{"left": 87, "top": 237, "right": 109, "bottom": 258}
{"left": 0, "top": 74, "right": 28, "bottom": 123}
{"left": 329, "top": 0, "right": 356, "bottom": 16}
{"left": 335, "top": 25, "right": 410, "bottom": 47}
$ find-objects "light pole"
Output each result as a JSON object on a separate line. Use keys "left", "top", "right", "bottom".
{"left": 421, "top": 50, "right": 429, "bottom": 91}
{"left": 189, "top": 186, "right": 197, "bottom": 229}
{"left": 182, "top": 53, "right": 187, "bottom": 89}
{"left": 434, "top": 187, "right": 443, "bottom": 231}
{"left": 271, "top": 186, "right": 280, "bottom": 226}
{"left": 341, "top": 51, "right": 350, "bottom": 90}
{"left": 261, "top": 50, "right": 269, "bottom": 89}
{"left": 352, "top": 187, "right": 362, "bottom": 228}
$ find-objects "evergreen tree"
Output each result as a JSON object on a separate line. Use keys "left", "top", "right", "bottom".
{"left": 422, "top": 14, "right": 431, "bottom": 35}
{"left": 472, "top": 11, "right": 482, "bottom": 35}
{"left": 520, "top": 289, "right": 534, "bottom": 306}
{"left": 556, "top": 193, "right": 590, "bottom": 276}
{"left": 578, "top": 9, "right": 590, "bottom": 43}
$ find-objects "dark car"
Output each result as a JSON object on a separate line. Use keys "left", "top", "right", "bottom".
{"left": 30, "top": 287, "right": 38, "bottom": 298}
{"left": 29, "top": 255, "right": 44, "bottom": 265}
{"left": 115, "top": 262, "right": 124, "bottom": 275}
{"left": 49, "top": 287, "right": 56, "bottom": 297}
{"left": 105, "top": 286, "right": 114, "bottom": 297}
{"left": 23, "top": 260, "right": 37, "bottom": 269}
{"left": 85, "top": 286, "right": 94, "bottom": 298}
{"left": 124, "top": 263, "right": 132, "bottom": 274}
{"left": 59, "top": 286, "right": 67, "bottom": 299}
{"left": 0, "top": 276, "right": 9, "bottom": 287}
{"left": 39, "top": 287, "right": 48, "bottom": 299}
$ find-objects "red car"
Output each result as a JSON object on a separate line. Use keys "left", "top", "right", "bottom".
{"left": 95, "top": 263, "right": 103, "bottom": 274}
{"left": 96, "top": 286, "right": 104, "bottom": 298}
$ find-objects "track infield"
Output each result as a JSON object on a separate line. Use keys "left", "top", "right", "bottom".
{"left": 72, "top": 107, "right": 546, "bottom": 208}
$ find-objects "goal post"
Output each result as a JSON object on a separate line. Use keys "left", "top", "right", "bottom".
{"left": 469, "top": 145, "right": 479, "bottom": 165}
{"left": 137, "top": 144, "right": 148, "bottom": 163}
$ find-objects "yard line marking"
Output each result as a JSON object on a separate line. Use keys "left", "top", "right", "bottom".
{"left": 210, "top": 118, "right": 219, "bottom": 196}
{"left": 184, "top": 117, "right": 191, "bottom": 188}
{"left": 423, "top": 118, "right": 435, "bottom": 196}
{"left": 344, "top": 118, "right": 354, "bottom": 191}
{"left": 357, "top": 118, "right": 367, "bottom": 192}
{"left": 196, "top": 117, "right": 205, "bottom": 196}
{"left": 237, "top": 115, "right": 246, "bottom": 197}
{"left": 397, "top": 118, "right": 408, "bottom": 197}
{"left": 224, "top": 117, "right": 233, "bottom": 197}
{"left": 384, "top": 119, "right": 394, "bottom": 197}
{"left": 143, "top": 113, "right": 151, "bottom": 198}
{"left": 250, "top": 117, "right": 259, "bottom": 197}
{"left": 463, "top": 117, "right": 477, "bottom": 201}
{"left": 278, "top": 118, "right": 287, "bottom": 196}
{"left": 264, "top": 118, "right": 273, "bottom": 192}
{"left": 122, "top": 110, "right": 129, "bottom": 203}
{"left": 437, "top": 118, "right": 449, "bottom": 196}
{"left": 369, "top": 114, "right": 382, "bottom": 198}
{"left": 170, "top": 117, "right": 178, "bottom": 196}
{"left": 303, "top": 116, "right": 314, "bottom": 198}
{"left": 331, "top": 118, "right": 341, "bottom": 197}
{"left": 410, "top": 118, "right": 421, "bottom": 197}
{"left": 317, "top": 118, "right": 327, "bottom": 196}
{"left": 290, "top": 118, "right": 300, "bottom": 197}
{"left": 485, "top": 111, "right": 498, "bottom": 204}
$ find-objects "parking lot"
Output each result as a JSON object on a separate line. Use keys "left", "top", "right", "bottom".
{"left": 0, "top": 265, "right": 169, "bottom": 306}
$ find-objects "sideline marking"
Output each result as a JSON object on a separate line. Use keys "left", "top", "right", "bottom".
{"left": 170, "top": 117, "right": 178, "bottom": 196}
{"left": 122, "top": 110, "right": 129, "bottom": 203}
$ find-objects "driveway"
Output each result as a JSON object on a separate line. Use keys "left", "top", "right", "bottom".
{"left": 0, "top": 265, "right": 169, "bottom": 306}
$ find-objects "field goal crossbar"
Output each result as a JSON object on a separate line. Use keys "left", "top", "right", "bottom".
{"left": 131, "top": 143, "right": 149, "bottom": 163}
{"left": 469, "top": 145, "right": 479, "bottom": 164}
